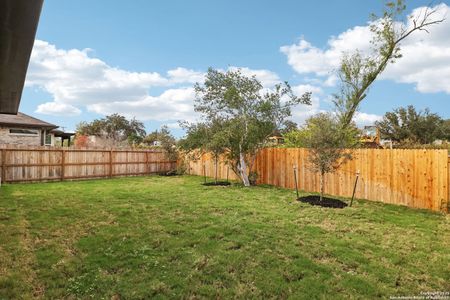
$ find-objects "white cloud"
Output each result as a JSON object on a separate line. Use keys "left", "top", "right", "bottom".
{"left": 36, "top": 102, "right": 81, "bottom": 116}
{"left": 289, "top": 84, "right": 381, "bottom": 127}
{"left": 27, "top": 40, "right": 283, "bottom": 121}
{"left": 86, "top": 87, "right": 197, "bottom": 122}
{"left": 27, "top": 40, "right": 168, "bottom": 107}
{"left": 353, "top": 112, "right": 382, "bottom": 127}
{"left": 166, "top": 122, "right": 181, "bottom": 129}
{"left": 27, "top": 41, "right": 203, "bottom": 120}
{"left": 280, "top": 3, "right": 450, "bottom": 94}
{"left": 228, "top": 66, "right": 281, "bottom": 87}
{"left": 167, "top": 67, "right": 205, "bottom": 84}
{"left": 280, "top": 39, "right": 336, "bottom": 76}
{"left": 290, "top": 84, "right": 324, "bottom": 124}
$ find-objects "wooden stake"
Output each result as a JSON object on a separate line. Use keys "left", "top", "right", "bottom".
{"left": 350, "top": 170, "right": 360, "bottom": 207}
{"left": 293, "top": 165, "right": 299, "bottom": 199}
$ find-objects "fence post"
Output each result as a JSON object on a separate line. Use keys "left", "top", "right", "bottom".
{"left": 109, "top": 150, "right": 113, "bottom": 178}
{"left": 145, "top": 151, "right": 149, "bottom": 174}
{"left": 1, "top": 149, "right": 6, "bottom": 184}
{"left": 61, "top": 149, "right": 65, "bottom": 181}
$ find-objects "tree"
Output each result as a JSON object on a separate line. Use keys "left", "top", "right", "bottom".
{"left": 443, "top": 119, "right": 450, "bottom": 141}
{"left": 76, "top": 119, "right": 105, "bottom": 136}
{"left": 280, "top": 120, "right": 298, "bottom": 135}
{"left": 283, "top": 128, "right": 309, "bottom": 148}
{"left": 76, "top": 114, "right": 146, "bottom": 146}
{"left": 179, "top": 119, "right": 229, "bottom": 183}
{"left": 334, "top": 1, "right": 444, "bottom": 128}
{"left": 375, "top": 105, "right": 447, "bottom": 144}
{"left": 193, "top": 68, "right": 311, "bottom": 186}
{"left": 293, "top": 113, "right": 359, "bottom": 201}
{"left": 144, "top": 126, "right": 178, "bottom": 160}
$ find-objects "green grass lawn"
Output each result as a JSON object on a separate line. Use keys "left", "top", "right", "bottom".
{"left": 0, "top": 176, "right": 449, "bottom": 299}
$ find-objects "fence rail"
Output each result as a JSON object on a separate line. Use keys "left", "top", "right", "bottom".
{"left": 186, "top": 148, "right": 449, "bottom": 212}
{"left": 0, "top": 147, "right": 176, "bottom": 183}
{"left": 2, "top": 146, "right": 448, "bottom": 212}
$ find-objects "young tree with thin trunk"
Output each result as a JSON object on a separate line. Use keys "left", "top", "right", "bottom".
{"left": 193, "top": 68, "right": 311, "bottom": 186}
{"left": 287, "top": 113, "right": 359, "bottom": 201}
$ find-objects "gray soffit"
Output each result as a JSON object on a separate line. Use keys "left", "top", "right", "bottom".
{"left": 0, "top": 0, "right": 44, "bottom": 114}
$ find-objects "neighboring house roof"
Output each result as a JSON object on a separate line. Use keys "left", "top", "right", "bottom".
{"left": 0, "top": 112, "right": 58, "bottom": 129}
{"left": 51, "top": 129, "right": 75, "bottom": 138}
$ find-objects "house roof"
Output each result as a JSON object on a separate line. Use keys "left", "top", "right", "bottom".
{"left": 0, "top": 112, "right": 58, "bottom": 129}
{"left": 51, "top": 129, "right": 75, "bottom": 138}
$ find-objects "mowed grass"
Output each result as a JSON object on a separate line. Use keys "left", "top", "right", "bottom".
{"left": 0, "top": 176, "right": 449, "bottom": 299}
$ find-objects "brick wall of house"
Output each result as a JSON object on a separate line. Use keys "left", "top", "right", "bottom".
{"left": 0, "top": 126, "right": 42, "bottom": 146}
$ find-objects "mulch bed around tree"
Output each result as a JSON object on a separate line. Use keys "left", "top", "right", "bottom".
{"left": 298, "top": 195, "right": 348, "bottom": 208}
{"left": 158, "top": 170, "right": 178, "bottom": 176}
{"left": 202, "top": 181, "right": 231, "bottom": 186}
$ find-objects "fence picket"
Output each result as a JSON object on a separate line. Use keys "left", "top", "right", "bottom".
{"left": 185, "top": 148, "right": 449, "bottom": 212}
{"left": 0, "top": 146, "right": 175, "bottom": 183}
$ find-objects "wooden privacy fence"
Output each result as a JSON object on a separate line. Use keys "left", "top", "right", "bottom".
{"left": 0, "top": 147, "right": 176, "bottom": 183}
{"left": 186, "top": 148, "right": 449, "bottom": 212}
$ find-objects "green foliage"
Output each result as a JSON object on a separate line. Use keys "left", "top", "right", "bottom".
{"left": 192, "top": 68, "right": 311, "bottom": 186}
{"left": 76, "top": 113, "right": 146, "bottom": 145}
{"left": 334, "top": 1, "right": 443, "bottom": 127}
{"left": 376, "top": 105, "right": 449, "bottom": 144}
{"left": 283, "top": 129, "right": 309, "bottom": 148}
{"left": 179, "top": 120, "right": 229, "bottom": 159}
{"left": 280, "top": 120, "right": 298, "bottom": 135}
{"left": 297, "top": 113, "right": 359, "bottom": 173}
{"left": 178, "top": 122, "right": 208, "bottom": 155}
{"left": 443, "top": 119, "right": 450, "bottom": 141}
{"left": 1, "top": 176, "right": 448, "bottom": 299}
{"left": 144, "top": 125, "right": 178, "bottom": 161}
{"left": 294, "top": 113, "right": 359, "bottom": 200}
{"left": 179, "top": 119, "right": 230, "bottom": 182}
{"left": 127, "top": 133, "right": 144, "bottom": 145}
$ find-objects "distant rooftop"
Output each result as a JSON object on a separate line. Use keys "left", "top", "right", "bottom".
{"left": 0, "top": 112, "right": 57, "bottom": 129}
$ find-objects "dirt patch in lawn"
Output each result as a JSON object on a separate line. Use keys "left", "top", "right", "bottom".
{"left": 298, "top": 195, "right": 348, "bottom": 209}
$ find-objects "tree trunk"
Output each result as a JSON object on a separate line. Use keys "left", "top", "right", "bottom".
{"left": 239, "top": 152, "right": 250, "bottom": 187}
{"left": 320, "top": 171, "right": 325, "bottom": 202}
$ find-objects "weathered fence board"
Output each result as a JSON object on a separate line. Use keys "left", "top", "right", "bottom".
{"left": 0, "top": 147, "right": 176, "bottom": 183}
{"left": 185, "top": 148, "right": 449, "bottom": 212}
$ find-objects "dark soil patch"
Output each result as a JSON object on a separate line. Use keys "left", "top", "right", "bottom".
{"left": 158, "top": 170, "right": 178, "bottom": 176}
{"left": 298, "top": 195, "right": 348, "bottom": 209}
{"left": 202, "top": 181, "right": 231, "bottom": 186}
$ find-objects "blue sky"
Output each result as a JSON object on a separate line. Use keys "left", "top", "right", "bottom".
{"left": 21, "top": 0, "right": 450, "bottom": 136}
